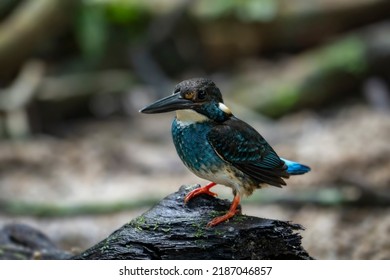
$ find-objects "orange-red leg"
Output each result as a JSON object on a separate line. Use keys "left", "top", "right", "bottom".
{"left": 184, "top": 182, "right": 217, "bottom": 203}
{"left": 207, "top": 194, "right": 240, "bottom": 227}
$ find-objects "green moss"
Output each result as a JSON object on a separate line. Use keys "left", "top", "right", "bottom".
{"left": 152, "top": 223, "right": 159, "bottom": 230}
{"left": 214, "top": 229, "right": 224, "bottom": 236}
{"left": 130, "top": 216, "right": 147, "bottom": 231}
{"left": 233, "top": 214, "right": 247, "bottom": 223}
{"left": 194, "top": 230, "right": 204, "bottom": 238}
{"left": 100, "top": 240, "right": 110, "bottom": 254}
{"left": 209, "top": 210, "right": 227, "bottom": 218}
{"left": 192, "top": 223, "right": 207, "bottom": 238}
{"left": 161, "top": 227, "right": 171, "bottom": 233}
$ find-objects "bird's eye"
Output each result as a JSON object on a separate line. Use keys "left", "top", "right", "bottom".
{"left": 174, "top": 87, "right": 180, "bottom": 94}
{"left": 197, "top": 90, "right": 207, "bottom": 100}
{"left": 184, "top": 91, "right": 195, "bottom": 100}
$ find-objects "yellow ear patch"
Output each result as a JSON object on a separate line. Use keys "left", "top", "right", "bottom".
{"left": 184, "top": 92, "right": 195, "bottom": 100}
{"left": 218, "top": 103, "right": 232, "bottom": 115}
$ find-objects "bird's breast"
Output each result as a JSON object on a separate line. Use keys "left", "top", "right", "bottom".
{"left": 172, "top": 119, "right": 217, "bottom": 173}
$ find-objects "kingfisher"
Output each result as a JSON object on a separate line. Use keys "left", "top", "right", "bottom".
{"left": 140, "top": 78, "right": 310, "bottom": 227}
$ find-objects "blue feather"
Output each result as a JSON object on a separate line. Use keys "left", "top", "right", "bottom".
{"left": 281, "top": 158, "right": 311, "bottom": 175}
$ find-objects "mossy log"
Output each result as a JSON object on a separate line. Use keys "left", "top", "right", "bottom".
{"left": 0, "top": 185, "right": 312, "bottom": 260}
{"left": 74, "top": 185, "right": 312, "bottom": 260}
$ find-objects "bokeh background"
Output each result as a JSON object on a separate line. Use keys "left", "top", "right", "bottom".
{"left": 0, "top": 0, "right": 389, "bottom": 259}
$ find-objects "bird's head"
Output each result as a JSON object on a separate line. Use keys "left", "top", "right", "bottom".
{"left": 140, "top": 78, "right": 233, "bottom": 122}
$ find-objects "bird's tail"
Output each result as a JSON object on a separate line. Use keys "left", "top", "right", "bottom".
{"left": 281, "top": 158, "right": 311, "bottom": 175}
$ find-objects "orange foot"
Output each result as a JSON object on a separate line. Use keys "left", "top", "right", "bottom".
{"left": 184, "top": 182, "right": 217, "bottom": 203}
{"left": 207, "top": 194, "right": 241, "bottom": 227}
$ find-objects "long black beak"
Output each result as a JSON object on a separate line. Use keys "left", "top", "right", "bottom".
{"left": 139, "top": 93, "right": 194, "bottom": 114}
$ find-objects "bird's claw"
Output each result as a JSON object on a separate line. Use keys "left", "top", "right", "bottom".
{"left": 206, "top": 209, "right": 239, "bottom": 227}
{"left": 184, "top": 187, "right": 217, "bottom": 204}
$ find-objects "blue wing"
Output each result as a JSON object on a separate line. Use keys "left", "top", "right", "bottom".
{"left": 207, "top": 117, "right": 289, "bottom": 188}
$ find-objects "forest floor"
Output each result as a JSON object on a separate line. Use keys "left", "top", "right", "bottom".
{"left": 0, "top": 103, "right": 389, "bottom": 259}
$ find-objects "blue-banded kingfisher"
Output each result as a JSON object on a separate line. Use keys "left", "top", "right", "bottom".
{"left": 140, "top": 78, "right": 310, "bottom": 227}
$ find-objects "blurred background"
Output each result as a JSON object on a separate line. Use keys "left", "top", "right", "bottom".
{"left": 0, "top": 0, "right": 389, "bottom": 259}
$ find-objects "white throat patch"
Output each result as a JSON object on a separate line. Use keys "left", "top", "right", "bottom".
{"left": 176, "top": 109, "right": 209, "bottom": 124}
{"left": 218, "top": 103, "right": 232, "bottom": 115}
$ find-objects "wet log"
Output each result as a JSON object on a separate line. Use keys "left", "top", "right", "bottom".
{"left": 0, "top": 223, "right": 72, "bottom": 260}
{"left": 74, "top": 185, "right": 312, "bottom": 260}
{"left": 0, "top": 185, "right": 312, "bottom": 260}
